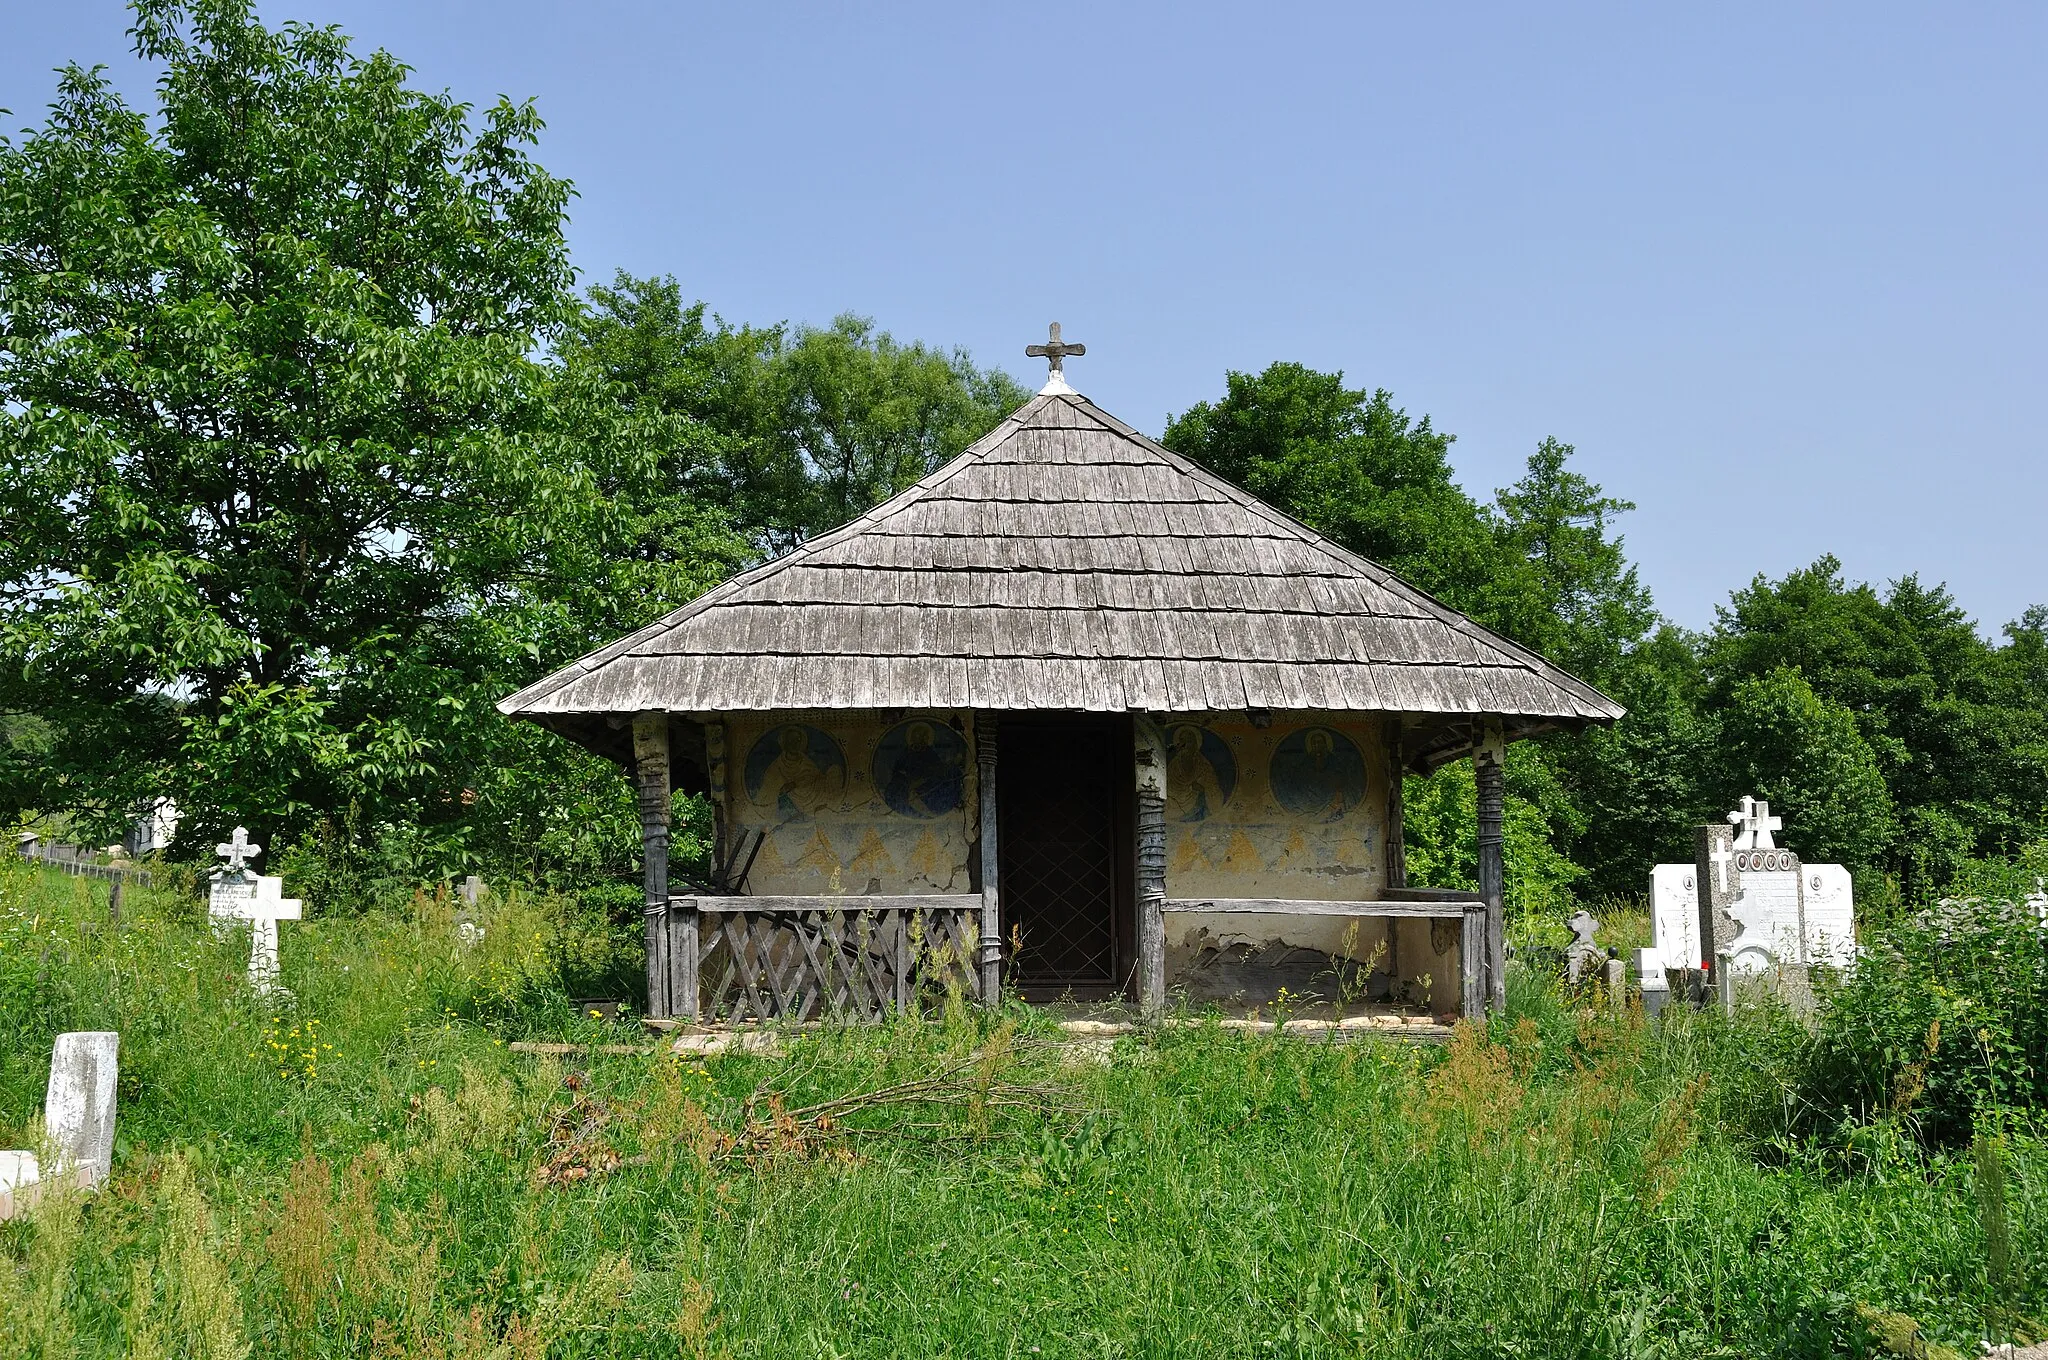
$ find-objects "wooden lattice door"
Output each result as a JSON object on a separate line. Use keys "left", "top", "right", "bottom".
{"left": 999, "top": 716, "right": 1131, "bottom": 990}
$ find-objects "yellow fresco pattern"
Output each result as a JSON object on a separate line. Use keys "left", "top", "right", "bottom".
{"left": 723, "top": 711, "right": 974, "bottom": 896}
{"left": 1163, "top": 717, "right": 1386, "bottom": 900}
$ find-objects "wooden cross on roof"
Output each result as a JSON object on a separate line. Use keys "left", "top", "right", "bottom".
{"left": 1026, "top": 322, "right": 1085, "bottom": 395}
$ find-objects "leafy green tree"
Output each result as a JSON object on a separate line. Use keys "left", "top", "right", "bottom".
{"left": 1401, "top": 747, "right": 1587, "bottom": 916}
{"left": 1482, "top": 437, "right": 1655, "bottom": 689}
{"left": 0, "top": 1, "right": 717, "bottom": 871}
{"left": 1703, "top": 559, "right": 2048, "bottom": 892}
{"left": 2004, "top": 605, "right": 2048, "bottom": 695}
{"left": 1714, "top": 667, "right": 1898, "bottom": 871}
{"left": 1161, "top": 363, "right": 1508, "bottom": 610}
{"left": 558, "top": 274, "right": 796, "bottom": 545}
{"left": 563, "top": 276, "right": 1029, "bottom": 552}
{"left": 1553, "top": 625, "right": 1720, "bottom": 891}
{"left": 1478, "top": 438, "right": 1679, "bottom": 895}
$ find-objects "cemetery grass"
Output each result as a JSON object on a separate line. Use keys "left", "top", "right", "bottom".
{"left": 0, "top": 864, "right": 2041, "bottom": 1359}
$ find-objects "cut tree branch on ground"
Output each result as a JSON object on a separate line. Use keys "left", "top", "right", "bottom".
{"left": 732, "top": 1037, "right": 1091, "bottom": 1158}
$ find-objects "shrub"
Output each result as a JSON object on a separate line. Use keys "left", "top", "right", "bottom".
{"left": 1800, "top": 893, "right": 2048, "bottom": 1145}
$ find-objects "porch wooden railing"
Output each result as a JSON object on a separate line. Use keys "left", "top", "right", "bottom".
{"left": 648, "top": 894, "right": 983, "bottom": 1022}
{"left": 646, "top": 889, "right": 1487, "bottom": 1023}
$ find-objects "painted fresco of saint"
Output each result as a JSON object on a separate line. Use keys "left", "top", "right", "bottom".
{"left": 1165, "top": 723, "right": 1235, "bottom": 822}
{"left": 874, "top": 719, "right": 966, "bottom": 819}
{"left": 1269, "top": 726, "right": 1368, "bottom": 823}
{"left": 744, "top": 723, "right": 845, "bottom": 820}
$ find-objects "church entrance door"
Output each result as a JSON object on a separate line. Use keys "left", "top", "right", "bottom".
{"left": 999, "top": 715, "right": 1134, "bottom": 997}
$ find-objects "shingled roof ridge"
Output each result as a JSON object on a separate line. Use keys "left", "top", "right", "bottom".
{"left": 496, "top": 394, "right": 1057, "bottom": 714}
{"left": 1053, "top": 394, "right": 1621, "bottom": 718}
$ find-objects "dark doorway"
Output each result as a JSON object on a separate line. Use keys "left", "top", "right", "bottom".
{"left": 999, "top": 714, "right": 1134, "bottom": 997}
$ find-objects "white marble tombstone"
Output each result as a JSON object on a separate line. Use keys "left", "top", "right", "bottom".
{"left": 1640, "top": 798, "right": 1856, "bottom": 981}
{"left": 1800, "top": 864, "right": 1856, "bottom": 969}
{"left": 207, "top": 827, "right": 302, "bottom": 995}
{"left": 1648, "top": 862, "right": 1701, "bottom": 974}
{"left": 0, "top": 1032, "right": 120, "bottom": 1220}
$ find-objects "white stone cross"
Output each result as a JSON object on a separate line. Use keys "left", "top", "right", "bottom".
{"left": 210, "top": 872, "right": 301, "bottom": 995}
{"left": 1726, "top": 796, "right": 1782, "bottom": 851}
{"left": 215, "top": 825, "right": 261, "bottom": 872}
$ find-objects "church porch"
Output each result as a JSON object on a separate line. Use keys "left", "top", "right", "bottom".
{"left": 623, "top": 705, "right": 1509, "bottom": 1025}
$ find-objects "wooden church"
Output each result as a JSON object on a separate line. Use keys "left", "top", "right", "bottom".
{"left": 499, "top": 330, "right": 1622, "bottom": 1023}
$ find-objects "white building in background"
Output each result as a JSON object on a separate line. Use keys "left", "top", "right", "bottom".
{"left": 124, "top": 799, "right": 180, "bottom": 857}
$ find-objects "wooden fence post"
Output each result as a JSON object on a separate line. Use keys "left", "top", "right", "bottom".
{"left": 1461, "top": 902, "right": 1487, "bottom": 1019}
{"left": 632, "top": 712, "right": 671, "bottom": 1020}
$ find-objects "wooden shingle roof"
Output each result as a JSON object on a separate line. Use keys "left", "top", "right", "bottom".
{"left": 499, "top": 391, "right": 1623, "bottom": 736}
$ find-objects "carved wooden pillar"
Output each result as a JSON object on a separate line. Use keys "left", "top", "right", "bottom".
{"left": 1134, "top": 717, "right": 1167, "bottom": 1019}
{"left": 1383, "top": 718, "right": 1408, "bottom": 891}
{"left": 975, "top": 713, "right": 1003, "bottom": 1008}
{"left": 632, "top": 712, "right": 672, "bottom": 1019}
{"left": 1383, "top": 718, "right": 1406, "bottom": 991}
{"left": 1475, "top": 720, "right": 1507, "bottom": 1014}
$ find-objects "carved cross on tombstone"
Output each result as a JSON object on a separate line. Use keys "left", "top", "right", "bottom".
{"left": 215, "top": 826, "right": 260, "bottom": 872}
{"left": 1026, "top": 322, "right": 1086, "bottom": 394}
{"left": 1726, "top": 796, "right": 1782, "bottom": 851}
{"left": 1707, "top": 839, "right": 1734, "bottom": 893}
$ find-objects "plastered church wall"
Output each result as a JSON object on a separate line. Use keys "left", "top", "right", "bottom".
{"left": 1159, "top": 716, "right": 1453, "bottom": 1007}
{"left": 718, "top": 708, "right": 1455, "bottom": 1008}
{"left": 723, "top": 710, "right": 975, "bottom": 897}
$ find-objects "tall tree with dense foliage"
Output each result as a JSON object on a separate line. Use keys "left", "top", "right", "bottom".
{"left": 1714, "top": 666, "right": 1899, "bottom": 870}
{"left": 0, "top": 0, "right": 703, "bottom": 866}
{"left": 563, "top": 274, "right": 1030, "bottom": 552}
{"left": 1481, "top": 436, "right": 1656, "bottom": 688}
{"left": 1700, "top": 558, "right": 2048, "bottom": 895}
{"left": 1160, "top": 363, "right": 1509, "bottom": 610}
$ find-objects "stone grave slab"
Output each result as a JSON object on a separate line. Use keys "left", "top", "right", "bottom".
{"left": 0, "top": 1031, "right": 119, "bottom": 1220}
{"left": 1638, "top": 798, "right": 1858, "bottom": 992}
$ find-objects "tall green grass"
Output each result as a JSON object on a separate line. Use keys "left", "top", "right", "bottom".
{"left": 0, "top": 859, "right": 2040, "bottom": 1357}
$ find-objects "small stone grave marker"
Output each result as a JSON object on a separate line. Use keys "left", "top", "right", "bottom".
{"left": 0, "top": 1031, "right": 119, "bottom": 1220}
{"left": 455, "top": 874, "right": 487, "bottom": 946}
{"left": 208, "top": 827, "right": 301, "bottom": 995}
{"left": 1603, "top": 955, "right": 1626, "bottom": 1010}
{"left": 1563, "top": 909, "right": 1604, "bottom": 983}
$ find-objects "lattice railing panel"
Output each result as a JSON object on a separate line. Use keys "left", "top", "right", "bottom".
{"left": 687, "top": 905, "right": 982, "bottom": 1023}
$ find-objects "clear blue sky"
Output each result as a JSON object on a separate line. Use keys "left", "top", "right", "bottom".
{"left": 7, "top": 2, "right": 2044, "bottom": 634}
